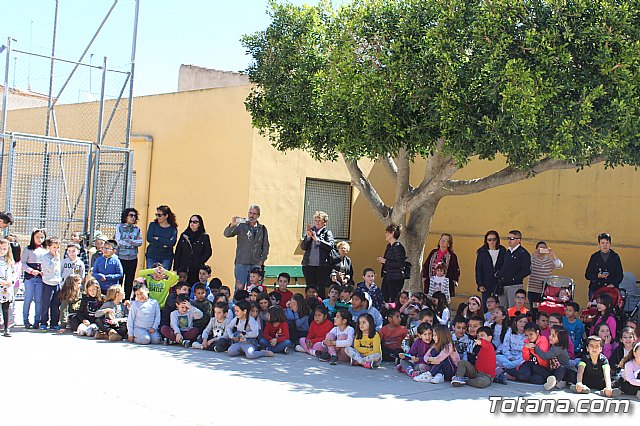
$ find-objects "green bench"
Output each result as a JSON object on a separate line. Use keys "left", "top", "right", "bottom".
{"left": 263, "top": 265, "right": 306, "bottom": 288}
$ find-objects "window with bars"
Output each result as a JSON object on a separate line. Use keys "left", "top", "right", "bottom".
{"left": 302, "top": 178, "right": 352, "bottom": 240}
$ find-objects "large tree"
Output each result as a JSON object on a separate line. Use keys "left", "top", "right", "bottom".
{"left": 242, "top": 0, "right": 640, "bottom": 292}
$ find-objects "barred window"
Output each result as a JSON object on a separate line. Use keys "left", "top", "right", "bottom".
{"left": 302, "top": 178, "right": 352, "bottom": 240}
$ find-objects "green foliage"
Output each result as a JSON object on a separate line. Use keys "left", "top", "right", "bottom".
{"left": 243, "top": 0, "right": 640, "bottom": 169}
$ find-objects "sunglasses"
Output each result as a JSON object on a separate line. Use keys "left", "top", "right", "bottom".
{"left": 155, "top": 213, "right": 165, "bottom": 217}
{"left": 507, "top": 237, "right": 520, "bottom": 240}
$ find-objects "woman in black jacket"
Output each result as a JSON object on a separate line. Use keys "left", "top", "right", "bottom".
{"left": 377, "top": 224, "right": 406, "bottom": 304}
{"left": 475, "top": 230, "right": 506, "bottom": 310}
{"left": 301, "top": 211, "right": 335, "bottom": 299}
{"left": 174, "top": 214, "right": 212, "bottom": 285}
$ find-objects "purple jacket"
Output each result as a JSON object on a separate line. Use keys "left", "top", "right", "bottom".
{"left": 408, "top": 338, "right": 433, "bottom": 365}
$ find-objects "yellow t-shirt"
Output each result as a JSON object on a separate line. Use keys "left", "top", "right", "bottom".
{"left": 353, "top": 332, "right": 382, "bottom": 357}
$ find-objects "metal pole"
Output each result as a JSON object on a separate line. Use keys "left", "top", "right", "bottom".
{"left": 1, "top": 37, "right": 11, "bottom": 134}
{"left": 125, "top": 0, "right": 140, "bottom": 150}
{"left": 5, "top": 135, "right": 15, "bottom": 214}
{"left": 49, "top": 0, "right": 118, "bottom": 110}
{"left": 45, "top": 0, "right": 59, "bottom": 136}
{"left": 88, "top": 56, "right": 107, "bottom": 240}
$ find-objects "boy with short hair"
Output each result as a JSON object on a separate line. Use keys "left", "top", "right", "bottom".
{"left": 190, "top": 265, "right": 212, "bottom": 299}
{"left": 192, "top": 301, "right": 232, "bottom": 351}
{"left": 464, "top": 315, "right": 484, "bottom": 362}
{"left": 176, "top": 267, "right": 189, "bottom": 284}
{"left": 571, "top": 336, "right": 622, "bottom": 397}
{"left": 274, "top": 273, "right": 294, "bottom": 308}
{"left": 336, "top": 285, "right": 353, "bottom": 310}
{"left": 507, "top": 289, "right": 529, "bottom": 317}
{"left": 563, "top": 302, "right": 585, "bottom": 355}
{"left": 208, "top": 278, "right": 222, "bottom": 302}
{"left": 91, "top": 240, "right": 123, "bottom": 295}
{"left": 90, "top": 234, "right": 107, "bottom": 267}
{"left": 379, "top": 309, "right": 408, "bottom": 362}
{"left": 451, "top": 317, "right": 471, "bottom": 360}
{"left": 160, "top": 294, "right": 203, "bottom": 347}
{"left": 62, "top": 243, "right": 86, "bottom": 281}
{"left": 348, "top": 290, "right": 383, "bottom": 331}
{"left": 191, "top": 283, "right": 212, "bottom": 331}
{"left": 127, "top": 283, "right": 162, "bottom": 345}
{"left": 356, "top": 268, "right": 384, "bottom": 312}
{"left": 537, "top": 311, "right": 551, "bottom": 338}
{"left": 161, "top": 282, "right": 190, "bottom": 327}
{"left": 452, "top": 326, "right": 496, "bottom": 388}
{"left": 138, "top": 264, "right": 179, "bottom": 309}
{"left": 247, "top": 267, "right": 266, "bottom": 293}
{"left": 305, "top": 285, "right": 322, "bottom": 302}
{"left": 249, "top": 287, "right": 261, "bottom": 301}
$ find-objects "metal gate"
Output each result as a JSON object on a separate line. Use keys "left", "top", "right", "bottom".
{"left": 0, "top": 132, "right": 131, "bottom": 245}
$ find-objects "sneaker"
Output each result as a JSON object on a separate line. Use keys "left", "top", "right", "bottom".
{"left": 410, "top": 370, "right": 420, "bottom": 378}
{"left": 53, "top": 326, "right": 60, "bottom": 331}
{"left": 555, "top": 380, "right": 566, "bottom": 389}
{"left": 213, "top": 346, "right": 224, "bottom": 353}
{"left": 191, "top": 342, "right": 203, "bottom": 350}
{"left": 396, "top": 364, "right": 405, "bottom": 373}
{"left": 349, "top": 358, "right": 358, "bottom": 367}
{"left": 544, "top": 376, "right": 557, "bottom": 391}
{"left": 570, "top": 384, "right": 591, "bottom": 394}
{"left": 317, "top": 352, "right": 331, "bottom": 362}
{"left": 493, "top": 373, "right": 508, "bottom": 385}
{"left": 362, "top": 362, "right": 371, "bottom": 369}
{"left": 636, "top": 390, "right": 640, "bottom": 400}
{"left": 39, "top": 325, "right": 47, "bottom": 332}
{"left": 262, "top": 350, "right": 274, "bottom": 357}
{"left": 430, "top": 373, "right": 445, "bottom": 384}
{"left": 283, "top": 346, "right": 290, "bottom": 355}
{"left": 413, "top": 372, "right": 433, "bottom": 382}
{"left": 32, "top": 323, "right": 40, "bottom": 330}
{"left": 295, "top": 344, "right": 306, "bottom": 353}
{"left": 451, "top": 376, "right": 468, "bottom": 387}
{"left": 3, "top": 330, "right": 11, "bottom": 337}
{"left": 108, "top": 331, "right": 123, "bottom": 342}
{"left": 77, "top": 328, "right": 85, "bottom": 336}
{"left": 329, "top": 355, "right": 338, "bottom": 365}
{"left": 182, "top": 340, "right": 191, "bottom": 348}
{"left": 371, "top": 362, "right": 379, "bottom": 370}
{"left": 163, "top": 338, "right": 169, "bottom": 346}
{"left": 24, "top": 322, "right": 32, "bottom": 329}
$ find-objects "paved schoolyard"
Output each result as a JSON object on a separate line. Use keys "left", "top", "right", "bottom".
{"left": 3, "top": 304, "right": 637, "bottom": 426}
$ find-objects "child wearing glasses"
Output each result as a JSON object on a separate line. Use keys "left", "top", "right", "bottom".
{"left": 91, "top": 239, "right": 124, "bottom": 296}
{"left": 507, "top": 289, "right": 529, "bottom": 318}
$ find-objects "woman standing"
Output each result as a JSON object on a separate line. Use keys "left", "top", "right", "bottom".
{"left": 377, "top": 224, "right": 406, "bottom": 304}
{"left": 529, "top": 241, "right": 563, "bottom": 320}
{"left": 174, "top": 214, "right": 212, "bottom": 285}
{"left": 116, "top": 208, "right": 143, "bottom": 300}
{"left": 422, "top": 233, "right": 460, "bottom": 296}
{"left": 331, "top": 241, "right": 354, "bottom": 286}
{"left": 145, "top": 205, "right": 178, "bottom": 270}
{"left": 21, "top": 229, "right": 47, "bottom": 329}
{"left": 475, "top": 230, "right": 506, "bottom": 309}
{"left": 301, "top": 211, "right": 335, "bottom": 299}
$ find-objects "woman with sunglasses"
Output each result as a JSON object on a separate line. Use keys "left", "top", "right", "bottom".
{"left": 145, "top": 205, "right": 178, "bottom": 271}
{"left": 116, "top": 208, "right": 143, "bottom": 300}
{"left": 474, "top": 230, "right": 506, "bottom": 310}
{"left": 174, "top": 214, "right": 212, "bottom": 285}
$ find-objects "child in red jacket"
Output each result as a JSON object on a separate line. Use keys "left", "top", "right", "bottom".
{"left": 505, "top": 323, "right": 551, "bottom": 384}
{"left": 258, "top": 306, "right": 292, "bottom": 354}
{"left": 295, "top": 305, "right": 333, "bottom": 356}
{"left": 451, "top": 326, "right": 496, "bottom": 388}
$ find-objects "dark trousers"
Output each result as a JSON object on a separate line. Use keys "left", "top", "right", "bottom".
{"left": 69, "top": 315, "right": 83, "bottom": 332}
{"left": 506, "top": 361, "right": 550, "bottom": 384}
{"left": 120, "top": 258, "right": 138, "bottom": 300}
{"left": 552, "top": 366, "right": 577, "bottom": 384}
{"left": 621, "top": 380, "right": 640, "bottom": 395}
{"left": 95, "top": 316, "right": 128, "bottom": 337}
{"left": 382, "top": 276, "right": 404, "bottom": 303}
{"left": 40, "top": 284, "right": 61, "bottom": 327}
{"left": 302, "top": 265, "right": 332, "bottom": 299}
{"left": 381, "top": 345, "right": 402, "bottom": 362}
{"left": 427, "top": 348, "right": 457, "bottom": 380}
{"left": 1, "top": 301, "right": 10, "bottom": 330}
{"left": 528, "top": 291, "right": 541, "bottom": 321}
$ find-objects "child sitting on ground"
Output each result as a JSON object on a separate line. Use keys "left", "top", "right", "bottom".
{"left": 58, "top": 274, "right": 83, "bottom": 333}
{"left": 431, "top": 292, "right": 450, "bottom": 326}
{"left": 563, "top": 301, "right": 585, "bottom": 355}
{"left": 127, "top": 282, "right": 162, "bottom": 345}
{"left": 451, "top": 316, "right": 471, "bottom": 360}
{"left": 285, "top": 294, "right": 311, "bottom": 342}
{"left": 451, "top": 326, "right": 496, "bottom": 388}
{"left": 191, "top": 283, "right": 212, "bottom": 332}
{"left": 226, "top": 300, "right": 273, "bottom": 359}
{"left": 192, "top": 301, "right": 231, "bottom": 351}
{"left": 571, "top": 335, "right": 621, "bottom": 397}
{"left": 536, "top": 326, "right": 577, "bottom": 390}
{"left": 345, "top": 313, "right": 382, "bottom": 369}
{"left": 491, "top": 306, "right": 510, "bottom": 353}
{"left": 160, "top": 294, "right": 203, "bottom": 346}
{"left": 246, "top": 267, "right": 267, "bottom": 294}
{"left": 161, "top": 282, "right": 191, "bottom": 327}
{"left": 619, "top": 341, "right": 640, "bottom": 398}
{"left": 273, "top": 272, "right": 294, "bottom": 308}
{"left": 356, "top": 268, "right": 384, "bottom": 313}
{"left": 259, "top": 305, "right": 292, "bottom": 354}
{"left": 610, "top": 327, "right": 637, "bottom": 387}
{"left": 319, "top": 309, "right": 354, "bottom": 365}
{"left": 379, "top": 309, "right": 408, "bottom": 362}
{"left": 402, "top": 308, "right": 434, "bottom": 353}
{"left": 427, "top": 264, "right": 450, "bottom": 304}
{"left": 537, "top": 311, "right": 551, "bottom": 338}
{"left": 594, "top": 323, "right": 617, "bottom": 359}
{"left": 296, "top": 305, "right": 333, "bottom": 356}
{"left": 496, "top": 314, "right": 528, "bottom": 371}
{"left": 138, "top": 264, "right": 179, "bottom": 309}
{"left": 397, "top": 323, "right": 433, "bottom": 378}
{"left": 256, "top": 292, "right": 271, "bottom": 325}
{"left": 589, "top": 294, "right": 617, "bottom": 338}
{"left": 506, "top": 323, "right": 550, "bottom": 385}
{"left": 414, "top": 325, "right": 460, "bottom": 383}
{"left": 189, "top": 265, "right": 212, "bottom": 300}
{"left": 336, "top": 285, "right": 353, "bottom": 310}
{"left": 323, "top": 284, "right": 341, "bottom": 319}
{"left": 76, "top": 279, "right": 103, "bottom": 337}
{"left": 548, "top": 313, "right": 575, "bottom": 358}
{"left": 91, "top": 239, "right": 123, "bottom": 296}
{"left": 95, "top": 284, "right": 129, "bottom": 341}
{"left": 507, "top": 289, "right": 529, "bottom": 318}
{"left": 484, "top": 296, "right": 498, "bottom": 324}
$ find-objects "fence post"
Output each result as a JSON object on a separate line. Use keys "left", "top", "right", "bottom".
{"left": 88, "top": 56, "right": 107, "bottom": 240}
{"left": 1, "top": 37, "right": 12, "bottom": 184}
{"left": 5, "top": 135, "right": 15, "bottom": 214}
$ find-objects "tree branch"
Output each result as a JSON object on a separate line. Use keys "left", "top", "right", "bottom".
{"left": 406, "top": 143, "right": 459, "bottom": 212}
{"left": 442, "top": 156, "right": 605, "bottom": 196}
{"left": 379, "top": 154, "right": 398, "bottom": 180}
{"left": 344, "top": 159, "right": 391, "bottom": 222}
{"left": 394, "top": 146, "right": 411, "bottom": 206}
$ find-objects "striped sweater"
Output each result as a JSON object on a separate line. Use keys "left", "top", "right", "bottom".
{"left": 528, "top": 255, "right": 563, "bottom": 294}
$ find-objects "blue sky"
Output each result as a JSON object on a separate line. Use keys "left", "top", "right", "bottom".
{"left": 1, "top": 0, "right": 324, "bottom": 102}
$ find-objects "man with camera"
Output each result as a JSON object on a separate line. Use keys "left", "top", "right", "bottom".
{"left": 223, "top": 205, "right": 270, "bottom": 287}
{"left": 585, "top": 232, "right": 623, "bottom": 299}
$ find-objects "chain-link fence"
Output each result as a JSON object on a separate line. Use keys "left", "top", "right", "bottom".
{"left": 0, "top": 132, "right": 131, "bottom": 247}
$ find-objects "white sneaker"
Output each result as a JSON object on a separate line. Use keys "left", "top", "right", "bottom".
{"left": 544, "top": 376, "right": 557, "bottom": 391}
{"left": 295, "top": 345, "right": 306, "bottom": 353}
{"left": 413, "top": 372, "right": 433, "bottom": 382}
{"left": 191, "top": 342, "right": 203, "bottom": 350}
{"left": 430, "top": 373, "right": 445, "bottom": 384}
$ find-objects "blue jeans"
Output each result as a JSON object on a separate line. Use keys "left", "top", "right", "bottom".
{"left": 23, "top": 276, "right": 43, "bottom": 326}
{"left": 496, "top": 354, "right": 523, "bottom": 369}
{"left": 258, "top": 337, "right": 292, "bottom": 353}
{"left": 506, "top": 361, "right": 550, "bottom": 385}
{"left": 146, "top": 258, "right": 172, "bottom": 270}
{"left": 234, "top": 263, "right": 261, "bottom": 286}
{"left": 40, "top": 284, "right": 61, "bottom": 328}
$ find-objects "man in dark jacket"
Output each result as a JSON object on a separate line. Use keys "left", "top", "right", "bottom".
{"left": 585, "top": 233, "right": 623, "bottom": 299}
{"left": 495, "top": 230, "right": 531, "bottom": 309}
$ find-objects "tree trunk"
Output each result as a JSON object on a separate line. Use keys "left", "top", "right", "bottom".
{"left": 401, "top": 200, "right": 439, "bottom": 294}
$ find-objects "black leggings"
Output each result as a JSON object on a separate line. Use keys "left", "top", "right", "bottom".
{"left": 95, "top": 317, "right": 128, "bottom": 337}
{"left": 1, "top": 301, "right": 10, "bottom": 330}
{"left": 120, "top": 259, "right": 138, "bottom": 300}
{"left": 302, "top": 265, "right": 332, "bottom": 299}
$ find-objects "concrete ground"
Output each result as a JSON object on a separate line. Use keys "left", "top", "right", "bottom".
{"left": 3, "top": 302, "right": 637, "bottom": 426}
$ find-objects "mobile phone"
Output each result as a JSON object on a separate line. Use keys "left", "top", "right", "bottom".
{"left": 237, "top": 217, "right": 247, "bottom": 224}
{"left": 539, "top": 248, "right": 549, "bottom": 254}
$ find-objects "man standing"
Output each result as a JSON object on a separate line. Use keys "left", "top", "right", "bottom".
{"left": 223, "top": 205, "right": 269, "bottom": 287}
{"left": 495, "top": 230, "right": 531, "bottom": 308}
{"left": 585, "top": 232, "right": 623, "bottom": 299}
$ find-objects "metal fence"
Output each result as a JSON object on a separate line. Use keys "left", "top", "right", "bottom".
{"left": 0, "top": 132, "right": 131, "bottom": 246}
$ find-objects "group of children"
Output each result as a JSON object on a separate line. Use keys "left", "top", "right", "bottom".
{"left": 6, "top": 232, "right": 640, "bottom": 400}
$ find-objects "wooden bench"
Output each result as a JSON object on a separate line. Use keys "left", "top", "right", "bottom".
{"left": 263, "top": 265, "right": 306, "bottom": 288}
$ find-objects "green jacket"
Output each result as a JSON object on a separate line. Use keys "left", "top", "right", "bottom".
{"left": 138, "top": 268, "right": 179, "bottom": 309}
